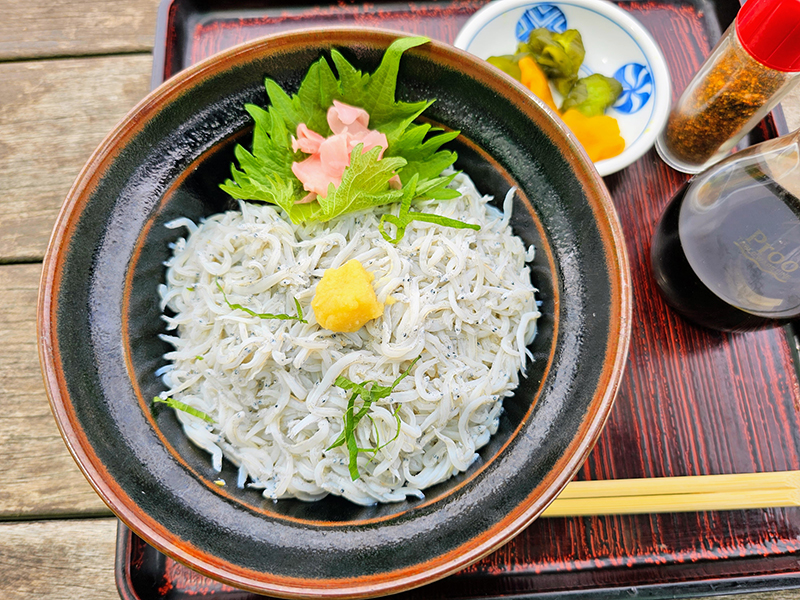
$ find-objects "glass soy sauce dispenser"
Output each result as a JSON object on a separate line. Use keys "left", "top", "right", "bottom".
{"left": 651, "top": 128, "right": 800, "bottom": 332}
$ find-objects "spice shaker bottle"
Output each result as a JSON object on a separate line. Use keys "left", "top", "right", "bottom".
{"left": 651, "top": 127, "right": 800, "bottom": 331}
{"left": 655, "top": 0, "right": 800, "bottom": 174}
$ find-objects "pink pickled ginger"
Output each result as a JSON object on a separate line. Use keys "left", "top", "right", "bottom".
{"left": 291, "top": 101, "right": 394, "bottom": 202}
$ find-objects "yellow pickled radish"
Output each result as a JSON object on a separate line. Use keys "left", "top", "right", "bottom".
{"left": 560, "top": 109, "right": 625, "bottom": 162}
{"left": 518, "top": 56, "right": 559, "bottom": 112}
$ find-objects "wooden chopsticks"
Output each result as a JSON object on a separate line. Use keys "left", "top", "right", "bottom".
{"left": 542, "top": 471, "right": 800, "bottom": 517}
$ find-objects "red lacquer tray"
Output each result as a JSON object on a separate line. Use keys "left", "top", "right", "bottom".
{"left": 117, "top": 1, "right": 800, "bottom": 598}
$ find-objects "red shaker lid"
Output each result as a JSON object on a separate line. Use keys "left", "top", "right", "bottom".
{"left": 736, "top": 0, "right": 800, "bottom": 72}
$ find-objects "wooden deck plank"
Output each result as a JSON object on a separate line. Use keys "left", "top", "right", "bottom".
{"left": 0, "top": 518, "right": 119, "bottom": 600}
{"left": 0, "top": 55, "right": 152, "bottom": 263}
{"left": 0, "top": 263, "right": 111, "bottom": 519}
{"left": 0, "top": 0, "right": 160, "bottom": 60}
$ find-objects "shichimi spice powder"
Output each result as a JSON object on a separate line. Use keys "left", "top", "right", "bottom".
{"left": 662, "top": 30, "right": 793, "bottom": 169}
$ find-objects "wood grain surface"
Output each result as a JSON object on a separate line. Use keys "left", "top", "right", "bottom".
{"left": 0, "top": 0, "right": 160, "bottom": 60}
{"left": 2, "top": 0, "right": 800, "bottom": 599}
{"left": 0, "top": 518, "right": 119, "bottom": 600}
{"left": 0, "top": 55, "right": 152, "bottom": 262}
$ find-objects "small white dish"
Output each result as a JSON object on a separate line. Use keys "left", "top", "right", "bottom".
{"left": 454, "top": 0, "right": 671, "bottom": 176}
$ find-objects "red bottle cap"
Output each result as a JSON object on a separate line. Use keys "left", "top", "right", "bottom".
{"left": 736, "top": 0, "right": 800, "bottom": 72}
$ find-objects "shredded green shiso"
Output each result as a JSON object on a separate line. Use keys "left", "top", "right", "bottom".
{"left": 153, "top": 396, "right": 215, "bottom": 424}
{"left": 327, "top": 357, "right": 421, "bottom": 480}
{"left": 216, "top": 280, "right": 306, "bottom": 323}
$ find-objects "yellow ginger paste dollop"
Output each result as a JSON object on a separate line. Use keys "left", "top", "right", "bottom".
{"left": 312, "top": 259, "right": 384, "bottom": 333}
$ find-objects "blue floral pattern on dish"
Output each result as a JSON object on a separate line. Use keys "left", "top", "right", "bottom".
{"left": 516, "top": 4, "right": 567, "bottom": 41}
{"left": 613, "top": 63, "right": 653, "bottom": 114}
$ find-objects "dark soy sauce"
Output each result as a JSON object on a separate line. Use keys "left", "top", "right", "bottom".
{"left": 651, "top": 164, "right": 800, "bottom": 331}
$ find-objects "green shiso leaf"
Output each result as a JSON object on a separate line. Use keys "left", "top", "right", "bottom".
{"left": 332, "top": 37, "right": 431, "bottom": 125}
{"left": 317, "top": 144, "right": 406, "bottom": 220}
{"left": 221, "top": 36, "right": 460, "bottom": 224}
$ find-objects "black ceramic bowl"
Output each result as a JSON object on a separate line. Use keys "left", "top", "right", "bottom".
{"left": 38, "top": 29, "right": 631, "bottom": 598}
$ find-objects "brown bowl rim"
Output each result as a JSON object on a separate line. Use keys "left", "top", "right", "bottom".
{"left": 38, "top": 27, "right": 632, "bottom": 598}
